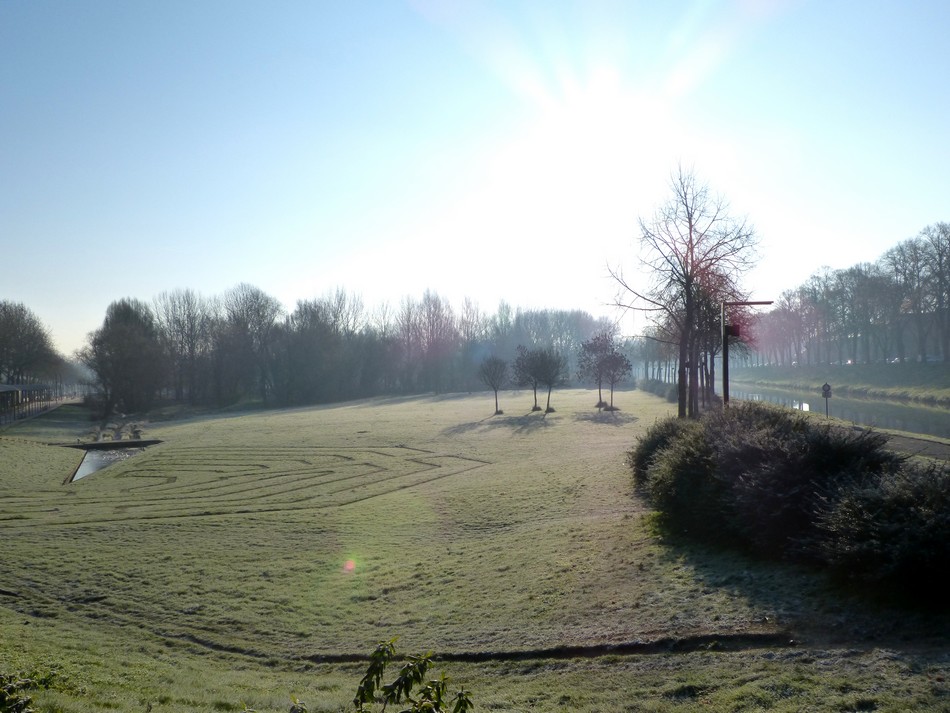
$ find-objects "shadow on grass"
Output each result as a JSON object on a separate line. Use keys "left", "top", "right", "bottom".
{"left": 441, "top": 411, "right": 554, "bottom": 436}
{"left": 573, "top": 409, "right": 639, "bottom": 427}
{"left": 650, "top": 525, "right": 950, "bottom": 649}
{"left": 351, "top": 392, "right": 476, "bottom": 409}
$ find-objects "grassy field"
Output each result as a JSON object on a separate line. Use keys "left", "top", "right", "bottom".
{"left": 1, "top": 390, "right": 948, "bottom": 712}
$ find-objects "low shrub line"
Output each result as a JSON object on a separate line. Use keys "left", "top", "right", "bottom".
{"left": 638, "top": 378, "right": 678, "bottom": 403}
{"left": 629, "top": 402, "right": 950, "bottom": 607}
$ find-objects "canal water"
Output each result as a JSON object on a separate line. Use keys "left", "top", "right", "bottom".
{"left": 72, "top": 448, "right": 145, "bottom": 481}
{"left": 730, "top": 383, "right": 950, "bottom": 439}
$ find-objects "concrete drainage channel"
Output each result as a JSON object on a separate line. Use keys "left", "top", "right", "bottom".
{"left": 62, "top": 440, "right": 163, "bottom": 483}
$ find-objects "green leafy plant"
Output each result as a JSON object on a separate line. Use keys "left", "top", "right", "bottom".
{"left": 1, "top": 674, "right": 36, "bottom": 713}
{"left": 352, "top": 638, "right": 473, "bottom": 713}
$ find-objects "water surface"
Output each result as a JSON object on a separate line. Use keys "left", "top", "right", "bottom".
{"left": 72, "top": 448, "right": 144, "bottom": 481}
{"left": 731, "top": 383, "right": 950, "bottom": 438}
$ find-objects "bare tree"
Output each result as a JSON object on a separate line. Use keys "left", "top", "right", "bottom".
{"left": 534, "top": 347, "right": 567, "bottom": 413}
{"left": 321, "top": 287, "right": 364, "bottom": 335}
{"left": 154, "top": 289, "right": 214, "bottom": 404}
{"left": 477, "top": 355, "right": 508, "bottom": 415}
{"left": 611, "top": 165, "right": 758, "bottom": 417}
{"left": 883, "top": 238, "right": 934, "bottom": 363}
{"left": 577, "top": 331, "right": 614, "bottom": 407}
{"left": 601, "top": 348, "right": 632, "bottom": 410}
{"left": 458, "top": 297, "right": 487, "bottom": 344}
{"left": 418, "top": 290, "right": 459, "bottom": 392}
{"left": 921, "top": 222, "right": 950, "bottom": 361}
{"left": 222, "top": 283, "right": 284, "bottom": 403}
{"left": 513, "top": 345, "right": 542, "bottom": 411}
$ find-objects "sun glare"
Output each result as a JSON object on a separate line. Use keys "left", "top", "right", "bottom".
{"left": 475, "top": 69, "right": 680, "bottom": 250}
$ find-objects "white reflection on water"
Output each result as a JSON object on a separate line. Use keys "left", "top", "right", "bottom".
{"left": 72, "top": 448, "right": 144, "bottom": 481}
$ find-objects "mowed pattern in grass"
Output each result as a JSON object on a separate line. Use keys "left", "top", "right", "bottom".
{"left": 2, "top": 444, "right": 488, "bottom": 524}
{"left": 4, "top": 390, "right": 720, "bottom": 661}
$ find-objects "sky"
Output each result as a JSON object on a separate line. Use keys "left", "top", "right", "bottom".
{"left": 2, "top": 0, "right": 949, "bottom": 356}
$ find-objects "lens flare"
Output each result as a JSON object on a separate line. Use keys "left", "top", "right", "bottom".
{"left": 343, "top": 559, "right": 356, "bottom": 573}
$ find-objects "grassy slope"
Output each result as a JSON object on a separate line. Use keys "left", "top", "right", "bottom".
{"left": 1, "top": 391, "right": 947, "bottom": 712}
{"left": 732, "top": 362, "right": 950, "bottom": 406}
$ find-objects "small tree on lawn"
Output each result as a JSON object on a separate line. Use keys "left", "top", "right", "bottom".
{"left": 513, "top": 345, "right": 542, "bottom": 411}
{"left": 477, "top": 355, "right": 508, "bottom": 415}
{"left": 577, "top": 331, "right": 614, "bottom": 407}
{"left": 602, "top": 349, "right": 632, "bottom": 410}
{"left": 535, "top": 347, "right": 568, "bottom": 413}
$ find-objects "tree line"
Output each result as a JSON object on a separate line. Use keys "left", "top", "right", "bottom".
{"left": 72, "top": 285, "right": 629, "bottom": 417}
{"left": 1, "top": 166, "right": 762, "bottom": 422}
{"left": 750, "top": 222, "right": 950, "bottom": 366}
{"left": 16, "top": 167, "right": 937, "bottom": 422}
{"left": 0, "top": 300, "right": 76, "bottom": 386}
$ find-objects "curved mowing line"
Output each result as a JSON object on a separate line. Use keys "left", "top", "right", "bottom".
{"left": 105, "top": 446, "right": 445, "bottom": 492}
{"left": 1, "top": 456, "right": 491, "bottom": 528}
{"left": 75, "top": 453, "right": 489, "bottom": 504}
{"left": 109, "top": 469, "right": 378, "bottom": 512}
{"left": 329, "top": 461, "right": 489, "bottom": 507}
{"left": 90, "top": 458, "right": 414, "bottom": 502}
{"left": 106, "top": 459, "right": 479, "bottom": 513}
{"left": 75, "top": 447, "right": 426, "bottom": 491}
{"left": 114, "top": 466, "right": 354, "bottom": 498}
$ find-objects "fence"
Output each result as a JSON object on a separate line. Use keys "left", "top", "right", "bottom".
{"left": 0, "top": 384, "right": 56, "bottom": 427}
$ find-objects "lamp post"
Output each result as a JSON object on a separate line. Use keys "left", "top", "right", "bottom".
{"left": 722, "top": 300, "right": 773, "bottom": 406}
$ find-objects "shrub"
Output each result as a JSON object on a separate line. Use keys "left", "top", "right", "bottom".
{"left": 628, "top": 417, "right": 698, "bottom": 487}
{"left": 643, "top": 422, "right": 726, "bottom": 538}
{"left": 701, "top": 403, "right": 902, "bottom": 557}
{"left": 704, "top": 406, "right": 815, "bottom": 552}
{"left": 817, "top": 461, "right": 950, "bottom": 603}
{"left": 631, "top": 401, "right": 948, "bottom": 607}
{"left": 638, "top": 379, "right": 678, "bottom": 403}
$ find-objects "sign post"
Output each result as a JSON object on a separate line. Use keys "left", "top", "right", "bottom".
{"left": 822, "top": 382, "right": 832, "bottom": 417}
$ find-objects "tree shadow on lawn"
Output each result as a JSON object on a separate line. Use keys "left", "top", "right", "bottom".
{"left": 652, "top": 530, "right": 950, "bottom": 650}
{"left": 352, "top": 392, "right": 477, "bottom": 409}
{"left": 573, "top": 409, "right": 639, "bottom": 427}
{"left": 441, "top": 411, "right": 554, "bottom": 436}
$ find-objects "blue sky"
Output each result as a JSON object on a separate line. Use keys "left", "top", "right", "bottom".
{"left": 2, "top": 0, "right": 949, "bottom": 354}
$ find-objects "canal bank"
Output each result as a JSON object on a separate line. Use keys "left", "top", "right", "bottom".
{"left": 730, "top": 381, "right": 950, "bottom": 440}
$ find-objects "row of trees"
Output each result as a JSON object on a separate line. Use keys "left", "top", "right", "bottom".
{"left": 749, "top": 223, "right": 950, "bottom": 366}
{"left": 3, "top": 167, "right": 761, "bottom": 423}
{"left": 608, "top": 165, "right": 947, "bottom": 421}
{"left": 0, "top": 300, "right": 70, "bottom": 385}
{"left": 77, "top": 284, "right": 625, "bottom": 417}
{"left": 477, "top": 334, "right": 633, "bottom": 415}
{"left": 20, "top": 166, "right": 938, "bottom": 422}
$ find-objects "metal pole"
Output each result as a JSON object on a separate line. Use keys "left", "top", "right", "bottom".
{"left": 722, "top": 302, "right": 730, "bottom": 406}
{"left": 721, "top": 300, "right": 772, "bottom": 408}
